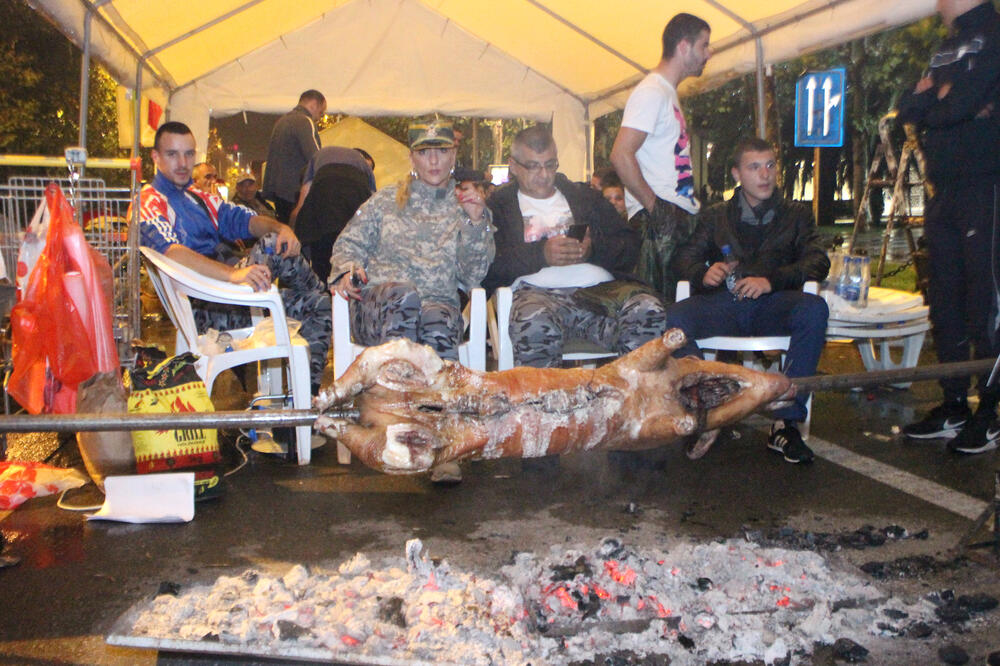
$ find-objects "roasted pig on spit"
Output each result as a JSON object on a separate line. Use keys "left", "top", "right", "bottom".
{"left": 314, "top": 329, "right": 793, "bottom": 473}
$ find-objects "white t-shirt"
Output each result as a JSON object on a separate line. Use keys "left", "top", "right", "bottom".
{"left": 513, "top": 189, "right": 613, "bottom": 289}
{"left": 620, "top": 72, "right": 701, "bottom": 218}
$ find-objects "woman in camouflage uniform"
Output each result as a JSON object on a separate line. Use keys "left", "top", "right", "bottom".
{"left": 328, "top": 118, "right": 495, "bottom": 361}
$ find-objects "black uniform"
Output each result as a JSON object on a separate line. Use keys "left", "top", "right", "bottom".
{"left": 897, "top": 1, "right": 1000, "bottom": 404}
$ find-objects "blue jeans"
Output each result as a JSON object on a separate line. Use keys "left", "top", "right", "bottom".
{"left": 664, "top": 289, "right": 829, "bottom": 422}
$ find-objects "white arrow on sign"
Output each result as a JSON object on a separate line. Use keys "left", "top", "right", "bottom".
{"left": 822, "top": 77, "right": 842, "bottom": 136}
{"left": 806, "top": 77, "right": 817, "bottom": 135}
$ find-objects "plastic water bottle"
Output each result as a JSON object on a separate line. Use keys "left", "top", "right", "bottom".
{"left": 721, "top": 244, "right": 740, "bottom": 296}
{"left": 835, "top": 255, "right": 852, "bottom": 300}
{"left": 842, "top": 257, "right": 862, "bottom": 304}
{"left": 858, "top": 255, "right": 871, "bottom": 308}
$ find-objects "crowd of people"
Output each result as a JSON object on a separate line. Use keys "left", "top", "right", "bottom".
{"left": 136, "top": 0, "right": 1000, "bottom": 475}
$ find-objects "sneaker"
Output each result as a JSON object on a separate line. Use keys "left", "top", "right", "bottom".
{"left": 767, "top": 422, "right": 814, "bottom": 464}
{"left": 430, "top": 461, "right": 462, "bottom": 485}
{"left": 947, "top": 409, "right": 1000, "bottom": 455}
{"left": 902, "top": 402, "right": 971, "bottom": 440}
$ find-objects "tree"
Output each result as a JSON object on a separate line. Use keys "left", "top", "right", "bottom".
{"left": 0, "top": 0, "right": 124, "bottom": 183}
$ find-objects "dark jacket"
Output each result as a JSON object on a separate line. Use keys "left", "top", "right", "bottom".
{"left": 897, "top": 2, "right": 1000, "bottom": 185}
{"left": 672, "top": 188, "right": 830, "bottom": 295}
{"left": 262, "top": 105, "right": 321, "bottom": 202}
{"left": 482, "top": 173, "right": 640, "bottom": 293}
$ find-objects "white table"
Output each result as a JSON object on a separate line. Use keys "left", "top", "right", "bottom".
{"left": 824, "top": 286, "right": 930, "bottom": 387}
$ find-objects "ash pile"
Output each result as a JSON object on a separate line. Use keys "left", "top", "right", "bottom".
{"left": 122, "top": 536, "right": 995, "bottom": 665}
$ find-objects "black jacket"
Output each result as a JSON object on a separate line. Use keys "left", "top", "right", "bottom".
{"left": 897, "top": 2, "right": 1000, "bottom": 185}
{"left": 482, "top": 174, "right": 640, "bottom": 293}
{"left": 672, "top": 188, "right": 830, "bottom": 295}
{"left": 262, "top": 105, "right": 321, "bottom": 202}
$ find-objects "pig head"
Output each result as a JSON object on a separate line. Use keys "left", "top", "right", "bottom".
{"left": 314, "top": 330, "right": 793, "bottom": 474}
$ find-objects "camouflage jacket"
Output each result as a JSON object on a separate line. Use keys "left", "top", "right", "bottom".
{"left": 329, "top": 178, "right": 495, "bottom": 308}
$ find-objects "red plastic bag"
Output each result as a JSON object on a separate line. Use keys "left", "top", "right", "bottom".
{"left": 7, "top": 184, "right": 118, "bottom": 414}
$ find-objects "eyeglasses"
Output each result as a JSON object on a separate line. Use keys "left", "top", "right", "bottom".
{"left": 511, "top": 156, "right": 559, "bottom": 174}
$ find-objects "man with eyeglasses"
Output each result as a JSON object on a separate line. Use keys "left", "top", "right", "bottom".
{"left": 611, "top": 12, "right": 711, "bottom": 301}
{"left": 664, "top": 138, "right": 830, "bottom": 464}
{"left": 483, "top": 125, "right": 666, "bottom": 369}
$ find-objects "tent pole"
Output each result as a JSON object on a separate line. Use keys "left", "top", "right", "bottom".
{"left": 755, "top": 37, "right": 766, "bottom": 139}
{"left": 78, "top": 6, "right": 93, "bottom": 152}
{"left": 584, "top": 107, "right": 593, "bottom": 180}
{"left": 132, "top": 60, "right": 144, "bottom": 158}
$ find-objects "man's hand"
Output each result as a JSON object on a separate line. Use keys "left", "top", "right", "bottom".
{"left": 331, "top": 265, "right": 367, "bottom": 301}
{"left": 231, "top": 264, "right": 273, "bottom": 292}
{"left": 702, "top": 261, "right": 731, "bottom": 288}
{"left": 731, "top": 276, "right": 772, "bottom": 300}
{"left": 273, "top": 224, "right": 301, "bottom": 257}
{"left": 544, "top": 233, "right": 590, "bottom": 266}
{"left": 914, "top": 75, "right": 934, "bottom": 95}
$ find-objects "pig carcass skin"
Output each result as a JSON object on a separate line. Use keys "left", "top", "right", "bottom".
{"left": 314, "top": 329, "right": 793, "bottom": 473}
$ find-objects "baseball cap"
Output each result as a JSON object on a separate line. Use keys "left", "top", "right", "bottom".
{"left": 236, "top": 174, "right": 256, "bottom": 185}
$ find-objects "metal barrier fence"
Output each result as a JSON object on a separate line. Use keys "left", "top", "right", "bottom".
{"left": 0, "top": 163, "right": 140, "bottom": 363}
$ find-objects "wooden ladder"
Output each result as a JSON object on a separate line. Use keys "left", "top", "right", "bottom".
{"left": 848, "top": 111, "right": 931, "bottom": 286}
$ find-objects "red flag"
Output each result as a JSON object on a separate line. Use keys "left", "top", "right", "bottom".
{"left": 147, "top": 99, "right": 163, "bottom": 130}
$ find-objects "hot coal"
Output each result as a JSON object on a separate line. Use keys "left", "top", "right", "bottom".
{"left": 938, "top": 644, "right": 970, "bottom": 665}
{"left": 956, "top": 593, "right": 998, "bottom": 613}
{"left": 567, "top": 651, "right": 671, "bottom": 666}
{"left": 831, "top": 637, "right": 869, "bottom": 662}
{"left": 124, "top": 538, "right": 947, "bottom": 665}
{"left": 907, "top": 621, "right": 934, "bottom": 638}
{"left": 551, "top": 556, "right": 594, "bottom": 582}
{"left": 376, "top": 596, "right": 406, "bottom": 628}
{"left": 742, "top": 524, "right": 925, "bottom": 553}
{"left": 860, "top": 555, "right": 958, "bottom": 579}
{"left": 156, "top": 581, "right": 181, "bottom": 596}
{"left": 276, "top": 619, "right": 311, "bottom": 640}
{"left": 933, "top": 604, "right": 971, "bottom": 624}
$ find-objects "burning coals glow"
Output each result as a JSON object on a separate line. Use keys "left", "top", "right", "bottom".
{"left": 124, "top": 537, "right": 943, "bottom": 664}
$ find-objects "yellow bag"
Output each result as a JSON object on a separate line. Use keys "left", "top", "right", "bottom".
{"left": 125, "top": 352, "right": 222, "bottom": 500}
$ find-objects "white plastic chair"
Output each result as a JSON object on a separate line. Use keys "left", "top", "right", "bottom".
{"left": 332, "top": 287, "right": 488, "bottom": 463}
{"left": 140, "top": 246, "right": 314, "bottom": 464}
{"left": 675, "top": 280, "right": 818, "bottom": 433}
{"left": 494, "top": 286, "right": 618, "bottom": 370}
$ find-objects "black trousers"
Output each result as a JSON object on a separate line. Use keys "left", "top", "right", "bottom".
{"left": 924, "top": 179, "right": 1000, "bottom": 404}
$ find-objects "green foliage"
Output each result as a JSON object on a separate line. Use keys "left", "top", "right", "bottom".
{"left": 0, "top": 0, "right": 124, "bottom": 183}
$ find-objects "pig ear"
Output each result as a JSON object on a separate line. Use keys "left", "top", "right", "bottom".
{"left": 685, "top": 429, "right": 719, "bottom": 459}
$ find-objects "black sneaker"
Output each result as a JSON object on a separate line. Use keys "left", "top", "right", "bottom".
{"left": 947, "top": 409, "right": 1000, "bottom": 455}
{"left": 902, "top": 402, "right": 971, "bottom": 440}
{"left": 767, "top": 422, "right": 814, "bottom": 464}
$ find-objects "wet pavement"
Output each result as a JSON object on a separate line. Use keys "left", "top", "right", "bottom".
{"left": 1, "top": 337, "right": 999, "bottom": 665}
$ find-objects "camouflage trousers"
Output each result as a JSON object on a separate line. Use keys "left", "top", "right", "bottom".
{"left": 628, "top": 198, "right": 697, "bottom": 302}
{"left": 510, "top": 281, "right": 666, "bottom": 368}
{"left": 350, "top": 281, "right": 463, "bottom": 361}
{"left": 192, "top": 232, "right": 332, "bottom": 389}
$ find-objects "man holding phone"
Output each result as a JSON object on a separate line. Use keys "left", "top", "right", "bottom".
{"left": 138, "top": 121, "right": 331, "bottom": 394}
{"left": 483, "top": 125, "right": 666, "bottom": 368}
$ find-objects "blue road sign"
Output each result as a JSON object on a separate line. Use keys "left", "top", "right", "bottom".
{"left": 795, "top": 68, "right": 846, "bottom": 147}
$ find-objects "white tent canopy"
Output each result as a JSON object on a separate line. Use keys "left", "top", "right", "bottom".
{"left": 32, "top": 0, "right": 936, "bottom": 179}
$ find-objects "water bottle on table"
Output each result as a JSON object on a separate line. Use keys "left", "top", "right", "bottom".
{"left": 721, "top": 244, "right": 741, "bottom": 298}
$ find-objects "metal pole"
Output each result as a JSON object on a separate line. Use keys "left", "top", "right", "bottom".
{"left": 78, "top": 6, "right": 93, "bottom": 151}
{"left": 0, "top": 409, "right": 358, "bottom": 434}
{"left": 0, "top": 359, "right": 997, "bottom": 434}
{"left": 791, "top": 358, "right": 996, "bottom": 394}
{"left": 754, "top": 37, "right": 766, "bottom": 139}
{"left": 132, "top": 59, "right": 144, "bottom": 159}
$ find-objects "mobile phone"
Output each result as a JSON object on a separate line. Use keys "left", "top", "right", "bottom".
{"left": 566, "top": 224, "right": 588, "bottom": 241}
